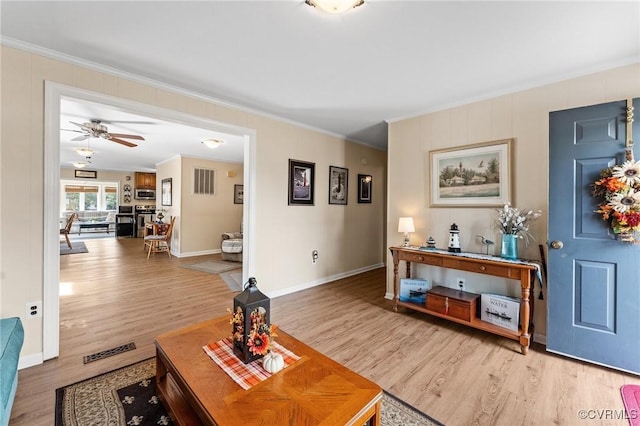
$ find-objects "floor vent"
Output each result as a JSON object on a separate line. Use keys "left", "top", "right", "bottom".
{"left": 83, "top": 342, "right": 137, "bottom": 364}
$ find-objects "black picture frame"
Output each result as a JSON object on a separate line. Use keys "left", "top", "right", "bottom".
{"left": 358, "top": 174, "right": 372, "bottom": 203}
{"left": 328, "top": 166, "right": 348, "bottom": 205}
{"left": 288, "top": 159, "right": 315, "bottom": 205}
{"left": 234, "top": 184, "right": 244, "bottom": 204}
{"left": 74, "top": 170, "right": 97, "bottom": 179}
{"left": 161, "top": 178, "right": 172, "bottom": 206}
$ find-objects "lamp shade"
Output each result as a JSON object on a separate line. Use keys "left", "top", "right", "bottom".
{"left": 74, "top": 147, "right": 94, "bottom": 157}
{"left": 201, "top": 138, "right": 224, "bottom": 149}
{"left": 398, "top": 217, "right": 415, "bottom": 233}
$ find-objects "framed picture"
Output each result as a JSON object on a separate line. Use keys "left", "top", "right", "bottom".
{"left": 429, "top": 138, "right": 512, "bottom": 207}
{"left": 161, "top": 178, "right": 172, "bottom": 206}
{"left": 328, "top": 166, "right": 348, "bottom": 205}
{"left": 288, "top": 159, "right": 315, "bottom": 205}
{"left": 357, "top": 174, "right": 372, "bottom": 203}
{"left": 234, "top": 184, "right": 244, "bottom": 204}
{"left": 74, "top": 170, "right": 97, "bottom": 179}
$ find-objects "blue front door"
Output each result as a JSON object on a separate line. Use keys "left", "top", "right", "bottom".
{"left": 548, "top": 99, "right": 640, "bottom": 374}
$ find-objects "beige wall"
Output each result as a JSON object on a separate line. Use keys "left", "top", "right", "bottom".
{"left": 387, "top": 63, "right": 640, "bottom": 338}
{"left": 0, "top": 45, "right": 387, "bottom": 362}
{"left": 178, "top": 157, "right": 244, "bottom": 254}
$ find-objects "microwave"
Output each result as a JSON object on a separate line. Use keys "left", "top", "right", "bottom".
{"left": 134, "top": 188, "right": 156, "bottom": 200}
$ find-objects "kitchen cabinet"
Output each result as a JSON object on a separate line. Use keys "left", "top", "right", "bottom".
{"left": 135, "top": 172, "right": 156, "bottom": 189}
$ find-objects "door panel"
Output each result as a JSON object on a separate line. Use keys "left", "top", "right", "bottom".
{"left": 574, "top": 260, "right": 615, "bottom": 332}
{"left": 548, "top": 99, "right": 640, "bottom": 374}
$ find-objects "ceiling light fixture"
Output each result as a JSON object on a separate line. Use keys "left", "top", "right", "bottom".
{"left": 73, "top": 147, "right": 94, "bottom": 157}
{"left": 72, "top": 162, "right": 87, "bottom": 169}
{"left": 305, "top": 0, "right": 364, "bottom": 14}
{"left": 201, "top": 138, "right": 224, "bottom": 149}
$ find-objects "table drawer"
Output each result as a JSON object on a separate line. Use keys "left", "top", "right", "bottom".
{"left": 398, "top": 251, "right": 443, "bottom": 266}
{"left": 426, "top": 286, "right": 479, "bottom": 322}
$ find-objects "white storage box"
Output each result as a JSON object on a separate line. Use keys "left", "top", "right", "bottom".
{"left": 400, "top": 278, "right": 431, "bottom": 304}
{"left": 481, "top": 294, "right": 520, "bottom": 331}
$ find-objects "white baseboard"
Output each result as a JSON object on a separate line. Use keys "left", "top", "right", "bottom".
{"left": 18, "top": 352, "right": 43, "bottom": 370}
{"left": 384, "top": 292, "right": 394, "bottom": 300}
{"left": 172, "top": 249, "right": 219, "bottom": 258}
{"left": 266, "top": 263, "right": 385, "bottom": 299}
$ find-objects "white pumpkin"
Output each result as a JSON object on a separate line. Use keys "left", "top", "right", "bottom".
{"left": 262, "top": 351, "right": 284, "bottom": 373}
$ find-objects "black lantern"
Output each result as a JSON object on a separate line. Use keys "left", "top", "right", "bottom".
{"left": 232, "top": 277, "right": 271, "bottom": 364}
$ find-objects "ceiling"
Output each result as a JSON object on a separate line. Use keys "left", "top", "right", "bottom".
{"left": 1, "top": 1, "right": 639, "bottom": 170}
{"left": 58, "top": 97, "right": 245, "bottom": 172}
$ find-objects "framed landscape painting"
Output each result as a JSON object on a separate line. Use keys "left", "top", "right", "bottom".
{"left": 288, "top": 159, "right": 315, "bottom": 205}
{"left": 429, "top": 139, "right": 512, "bottom": 207}
{"left": 328, "top": 166, "right": 348, "bottom": 205}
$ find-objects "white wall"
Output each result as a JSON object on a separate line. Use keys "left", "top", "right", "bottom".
{"left": 0, "top": 45, "right": 387, "bottom": 362}
{"left": 387, "top": 63, "right": 640, "bottom": 339}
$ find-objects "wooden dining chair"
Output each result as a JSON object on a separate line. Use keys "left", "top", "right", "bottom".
{"left": 144, "top": 216, "right": 175, "bottom": 259}
{"left": 60, "top": 213, "right": 77, "bottom": 249}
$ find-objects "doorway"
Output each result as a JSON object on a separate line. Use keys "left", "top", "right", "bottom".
{"left": 44, "top": 82, "right": 257, "bottom": 360}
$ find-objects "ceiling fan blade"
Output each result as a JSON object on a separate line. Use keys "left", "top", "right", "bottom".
{"left": 70, "top": 121, "right": 89, "bottom": 130}
{"left": 61, "top": 128, "right": 85, "bottom": 133}
{"left": 109, "top": 137, "right": 138, "bottom": 147}
{"left": 71, "top": 135, "right": 89, "bottom": 141}
{"left": 100, "top": 119, "right": 156, "bottom": 125}
{"left": 109, "top": 133, "right": 145, "bottom": 141}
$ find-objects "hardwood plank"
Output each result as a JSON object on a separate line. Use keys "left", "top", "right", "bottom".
{"left": 10, "top": 237, "right": 637, "bottom": 425}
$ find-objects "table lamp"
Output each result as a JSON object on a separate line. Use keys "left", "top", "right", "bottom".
{"left": 398, "top": 217, "right": 415, "bottom": 247}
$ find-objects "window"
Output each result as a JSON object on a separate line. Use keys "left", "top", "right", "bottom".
{"left": 104, "top": 186, "right": 117, "bottom": 210}
{"left": 62, "top": 181, "right": 118, "bottom": 212}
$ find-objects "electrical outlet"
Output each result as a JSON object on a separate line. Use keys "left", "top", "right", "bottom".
{"left": 457, "top": 278, "right": 465, "bottom": 291}
{"left": 26, "top": 301, "right": 42, "bottom": 318}
{"left": 312, "top": 250, "right": 319, "bottom": 264}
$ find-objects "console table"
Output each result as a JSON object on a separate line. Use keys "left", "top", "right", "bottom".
{"left": 389, "top": 246, "right": 539, "bottom": 354}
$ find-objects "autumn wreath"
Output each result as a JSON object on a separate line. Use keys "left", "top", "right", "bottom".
{"left": 593, "top": 160, "right": 640, "bottom": 242}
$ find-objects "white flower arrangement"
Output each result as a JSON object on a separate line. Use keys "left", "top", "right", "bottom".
{"left": 495, "top": 203, "right": 542, "bottom": 245}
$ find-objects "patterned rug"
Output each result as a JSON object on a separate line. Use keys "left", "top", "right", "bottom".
{"left": 55, "top": 358, "right": 443, "bottom": 426}
{"left": 60, "top": 241, "right": 88, "bottom": 255}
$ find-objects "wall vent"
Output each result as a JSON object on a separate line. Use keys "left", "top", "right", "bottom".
{"left": 194, "top": 168, "right": 215, "bottom": 195}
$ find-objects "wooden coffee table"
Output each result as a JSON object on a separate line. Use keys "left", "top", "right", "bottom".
{"left": 154, "top": 316, "right": 382, "bottom": 425}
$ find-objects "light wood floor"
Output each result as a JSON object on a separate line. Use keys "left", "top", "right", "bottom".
{"left": 10, "top": 237, "right": 638, "bottom": 425}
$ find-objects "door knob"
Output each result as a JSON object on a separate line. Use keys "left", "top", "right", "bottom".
{"left": 550, "top": 240, "right": 564, "bottom": 249}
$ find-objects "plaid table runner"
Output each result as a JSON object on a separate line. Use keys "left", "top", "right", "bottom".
{"left": 203, "top": 338, "right": 301, "bottom": 390}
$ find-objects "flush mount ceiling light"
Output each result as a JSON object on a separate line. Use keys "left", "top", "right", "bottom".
{"left": 72, "top": 162, "right": 87, "bottom": 169}
{"left": 74, "top": 147, "right": 94, "bottom": 157}
{"left": 201, "top": 138, "right": 224, "bottom": 149}
{"left": 305, "top": 0, "right": 364, "bottom": 14}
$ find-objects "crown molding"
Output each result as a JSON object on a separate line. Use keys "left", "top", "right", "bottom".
{"left": 1, "top": 36, "right": 382, "bottom": 150}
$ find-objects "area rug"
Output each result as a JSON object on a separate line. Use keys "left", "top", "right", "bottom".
{"left": 55, "top": 358, "right": 443, "bottom": 426}
{"left": 60, "top": 241, "right": 88, "bottom": 255}
{"left": 621, "top": 384, "right": 640, "bottom": 426}
{"left": 220, "top": 269, "right": 243, "bottom": 292}
{"left": 179, "top": 260, "right": 240, "bottom": 275}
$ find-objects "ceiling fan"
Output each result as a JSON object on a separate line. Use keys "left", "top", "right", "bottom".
{"left": 63, "top": 119, "right": 145, "bottom": 147}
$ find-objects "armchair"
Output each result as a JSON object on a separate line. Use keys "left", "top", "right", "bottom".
{"left": 221, "top": 232, "right": 243, "bottom": 262}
